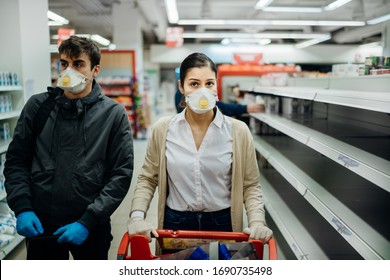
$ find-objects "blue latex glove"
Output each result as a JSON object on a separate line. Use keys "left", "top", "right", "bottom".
{"left": 53, "top": 222, "right": 89, "bottom": 245}
{"left": 16, "top": 211, "right": 44, "bottom": 238}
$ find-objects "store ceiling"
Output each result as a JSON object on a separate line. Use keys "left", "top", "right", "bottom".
{"left": 48, "top": 0, "right": 390, "bottom": 48}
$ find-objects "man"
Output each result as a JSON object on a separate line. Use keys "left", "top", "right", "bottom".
{"left": 4, "top": 36, "right": 134, "bottom": 260}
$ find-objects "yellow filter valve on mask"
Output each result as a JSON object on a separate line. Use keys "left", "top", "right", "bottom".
{"left": 199, "top": 98, "right": 209, "bottom": 109}
{"left": 61, "top": 76, "right": 71, "bottom": 86}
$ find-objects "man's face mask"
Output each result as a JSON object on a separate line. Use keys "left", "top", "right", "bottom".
{"left": 185, "top": 87, "right": 218, "bottom": 114}
{"left": 57, "top": 67, "right": 89, "bottom": 94}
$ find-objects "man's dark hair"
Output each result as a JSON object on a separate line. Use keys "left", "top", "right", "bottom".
{"left": 58, "top": 36, "right": 101, "bottom": 69}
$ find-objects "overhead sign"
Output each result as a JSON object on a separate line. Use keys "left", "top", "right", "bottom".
{"left": 57, "top": 28, "right": 75, "bottom": 45}
{"left": 165, "top": 27, "right": 184, "bottom": 48}
{"left": 233, "top": 53, "right": 263, "bottom": 65}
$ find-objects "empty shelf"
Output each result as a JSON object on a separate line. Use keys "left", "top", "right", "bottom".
{"left": 261, "top": 175, "right": 328, "bottom": 260}
{"left": 254, "top": 135, "right": 390, "bottom": 259}
{"left": 250, "top": 112, "right": 390, "bottom": 192}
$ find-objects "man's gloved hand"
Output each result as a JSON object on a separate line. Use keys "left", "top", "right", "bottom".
{"left": 54, "top": 222, "right": 89, "bottom": 245}
{"left": 127, "top": 217, "right": 158, "bottom": 242}
{"left": 16, "top": 211, "right": 44, "bottom": 238}
{"left": 243, "top": 225, "right": 273, "bottom": 243}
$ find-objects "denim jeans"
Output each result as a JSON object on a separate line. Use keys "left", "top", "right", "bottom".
{"left": 163, "top": 206, "right": 232, "bottom": 232}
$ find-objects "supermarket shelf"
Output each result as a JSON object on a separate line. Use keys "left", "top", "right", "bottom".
{"left": 0, "top": 190, "right": 5, "bottom": 201}
{"left": 250, "top": 112, "right": 390, "bottom": 192}
{"left": 0, "top": 110, "right": 21, "bottom": 121}
{"left": 253, "top": 135, "right": 390, "bottom": 260}
{"left": 252, "top": 86, "right": 390, "bottom": 114}
{"left": 252, "top": 86, "right": 319, "bottom": 100}
{"left": 261, "top": 175, "right": 328, "bottom": 260}
{"left": 99, "top": 83, "right": 132, "bottom": 87}
{"left": 250, "top": 76, "right": 390, "bottom": 113}
{"left": 103, "top": 92, "right": 132, "bottom": 97}
{"left": 0, "top": 86, "right": 22, "bottom": 92}
{"left": 0, "top": 234, "right": 24, "bottom": 260}
{"left": 0, "top": 140, "right": 10, "bottom": 154}
{"left": 315, "top": 88, "right": 390, "bottom": 113}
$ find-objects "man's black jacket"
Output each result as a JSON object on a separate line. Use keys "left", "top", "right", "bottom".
{"left": 4, "top": 82, "right": 134, "bottom": 231}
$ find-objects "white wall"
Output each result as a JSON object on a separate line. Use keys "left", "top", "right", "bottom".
{"left": 0, "top": 0, "right": 51, "bottom": 99}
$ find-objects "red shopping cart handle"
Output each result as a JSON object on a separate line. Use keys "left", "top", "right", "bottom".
{"left": 156, "top": 229, "right": 250, "bottom": 241}
{"left": 117, "top": 229, "right": 278, "bottom": 260}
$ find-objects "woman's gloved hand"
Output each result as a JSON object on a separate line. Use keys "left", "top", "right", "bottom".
{"left": 16, "top": 211, "right": 44, "bottom": 238}
{"left": 127, "top": 216, "right": 158, "bottom": 242}
{"left": 243, "top": 225, "right": 273, "bottom": 243}
{"left": 54, "top": 222, "right": 89, "bottom": 245}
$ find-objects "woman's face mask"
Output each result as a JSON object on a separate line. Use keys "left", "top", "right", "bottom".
{"left": 57, "top": 67, "right": 89, "bottom": 94}
{"left": 185, "top": 87, "right": 218, "bottom": 114}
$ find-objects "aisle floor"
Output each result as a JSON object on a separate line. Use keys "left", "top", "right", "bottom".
{"left": 4, "top": 138, "right": 158, "bottom": 260}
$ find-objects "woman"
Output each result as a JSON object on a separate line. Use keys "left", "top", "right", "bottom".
{"left": 127, "top": 52, "right": 272, "bottom": 245}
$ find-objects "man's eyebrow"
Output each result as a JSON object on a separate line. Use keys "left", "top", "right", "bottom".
{"left": 72, "top": 59, "right": 86, "bottom": 64}
{"left": 59, "top": 59, "right": 85, "bottom": 64}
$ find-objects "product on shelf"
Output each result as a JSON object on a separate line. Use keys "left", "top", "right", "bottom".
{"left": 0, "top": 71, "right": 19, "bottom": 87}
{"left": 0, "top": 122, "right": 11, "bottom": 142}
{"left": 331, "top": 63, "right": 363, "bottom": 77}
{"left": 362, "top": 56, "right": 390, "bottom": 76}
{"left": 0, "top": 200, "right": 17, "bottom": 250}
{"left": 0, "top": 95, "right": 13, "bottom": 113}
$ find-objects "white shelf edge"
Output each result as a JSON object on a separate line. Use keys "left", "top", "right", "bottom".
{"left": 0, "top": 141, "right": 9, "bottom": 154}
{"left": 0, "top": 234, "right": 24, "bottom": 260}
{"left": 253, "top": 86, "right": 318, "bottom": 100}
{"left": 261, "top": 175, "right": 328, "bottom": 260}
{"left": 254, "top": 135, "right": 390, "bottom": 260}
{"left": 251, "top": 113, "right": 310, "bottom": 144}
{"left": 0, "top": 190, "right": 6, "bottom": 201}
{"left": 251, "top": 77, "right": 390, "bottom": 113}
{"left": 314, "top": 89, "right": 390, "bottom": 114}
{"left": 0, "top": 110, "right": 22, "bottom": 120}
{"left": 250, "top": 113, "right": 390, "bottom": 192}
{"left": 0, "top": 86, "right": 22, "bottom": 92}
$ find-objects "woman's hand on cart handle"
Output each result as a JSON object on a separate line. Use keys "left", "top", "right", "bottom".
{"left": 127, "top": 216, "right": 159, "bottom": 242}
{"left": 243, "top": 225, "right": 273, "bottom": 243}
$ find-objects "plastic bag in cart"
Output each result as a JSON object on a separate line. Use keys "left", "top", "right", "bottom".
{"left": 156, "top": 241, "right": 259, "bottom": 260}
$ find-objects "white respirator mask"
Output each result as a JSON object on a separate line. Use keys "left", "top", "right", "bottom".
{"left": 57, "top": 67, "right": 89, "bottom": 94}
{"left": 185, "top": 87, "right": 218, "bottom": 114}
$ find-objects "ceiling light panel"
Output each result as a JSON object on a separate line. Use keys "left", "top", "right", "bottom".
{"left": 324, "top": 0, "right": 353, "bottom": 11}
{"left": 183, "top": 32, "right": 331, "bottom": 40}
{"left": 178, "top": 19, "right": 365, "bottom": 27}
{"left": 165, "top": 0, "right": 179, "bottom": 23}
{"left": 254, "top": 0, "right": 274, "bottom": 10}
{"left": 367, "top": 13, "right": 390, "bottom": 25}
{"left": 47, "top": 10, "right": 69, "bottom": 25}
{"left": 262, "top": 7, "right": 322, "bottom": 13}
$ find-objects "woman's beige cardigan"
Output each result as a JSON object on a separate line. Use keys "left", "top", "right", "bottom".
{"left": 130, "top": 115, "right": 266, "bottom": 232}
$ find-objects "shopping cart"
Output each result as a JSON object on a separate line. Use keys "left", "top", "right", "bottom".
{"left": 117, "top": 229, "right": 277, "bottom": 260}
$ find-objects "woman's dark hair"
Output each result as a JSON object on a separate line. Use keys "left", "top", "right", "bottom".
{"left": 178, "top": 52, "right": 217, "bottom": 109}
{"left": 58, "top": 36, "right": 101, "bottom": 69}
{"left": 179, "top": 52, "right": 217, "bottom": 85}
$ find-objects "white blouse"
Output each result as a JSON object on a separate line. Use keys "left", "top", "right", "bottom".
{"left": 166, "top": 108, "right": 233, "bottom": 212}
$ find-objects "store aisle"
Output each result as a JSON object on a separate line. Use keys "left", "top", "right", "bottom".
{"left": 3, "top": 138, "right": 158, "bottom": 260}
{"left": 108, "top": 138, "right": 158, "bottom": 260}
